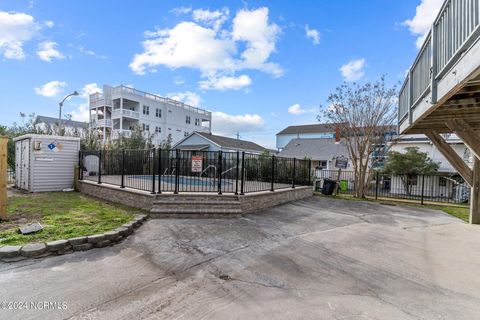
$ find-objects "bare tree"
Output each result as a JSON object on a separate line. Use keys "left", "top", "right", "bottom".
{"left": 321, "top": 76, "right": 397, "bottom": 198}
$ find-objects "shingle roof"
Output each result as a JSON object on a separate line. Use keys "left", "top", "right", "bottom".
{"left": 276, "top": 123, "right": 336, "bottom": 135}
{"left": 278, "top": 138, "right": 349, "bottom": 161}
{"left": 193, "top": 132, "right": 267, "bottom": 153}
{"left": 176, "top": 144, "right": 210, "bottom": 150}
{"left": 35, "top": 115, "right": 88, "bottom": 129}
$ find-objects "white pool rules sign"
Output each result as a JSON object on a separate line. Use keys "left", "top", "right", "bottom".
{"left": 191, "top": 156, "right": 203, "bottom": 173}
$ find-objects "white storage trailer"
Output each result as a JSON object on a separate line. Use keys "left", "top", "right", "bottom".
{"left": 13, "top": 134, "right": 81, "bottom": 192}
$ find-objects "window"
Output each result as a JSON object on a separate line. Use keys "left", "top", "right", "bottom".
{"left": 155, "top": 126, "right": 161, "bottom": 133}
{"left": 155, "top": 108, "right": 162, "bottom": 118}
{"left": 184, "top": 131, "right": 189, "bottom": 137}
{"left": 195, "top": 118, "right": 200, "bottom": 126}
{"left": 316, "top": 161, "right": 327, "bottom": 170}
{"left": 186, "top": 115, "right": 191, "bottom": 124}
{"left": 143, "top": 105, "right": 150, "bottom": 115}
{"left": 142, "top": 124, "right": 150, "bottom": 131}
{"left": 439, "top": 176, "right": 447, "bottom": 187}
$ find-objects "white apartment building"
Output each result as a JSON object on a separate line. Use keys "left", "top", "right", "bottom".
{"left": 89, "top": 85, "right": 212, "bottom": 145}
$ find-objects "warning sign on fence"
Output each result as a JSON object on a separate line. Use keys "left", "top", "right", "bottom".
{"left": 191, "top": 156, "right": 203, "bottom": 173}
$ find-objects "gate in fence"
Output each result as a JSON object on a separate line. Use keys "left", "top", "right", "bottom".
{"left": 79, "top": 149, "right": 312, "bottom": 194}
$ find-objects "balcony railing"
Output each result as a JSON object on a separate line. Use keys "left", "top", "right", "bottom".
{"left": 112, "top": 85, "right": 212, "bottom": 117}
{"left": 112, "top": 109, "right": 140, "bottom": 119}
{"left": 92, "top": 119, "right": 113, "bottom": 128}
{"left": 399, "top": 0, "right": 480, "bottom": 124}
{"left": 112, "top": 129, "right": 132, "bottom": 139}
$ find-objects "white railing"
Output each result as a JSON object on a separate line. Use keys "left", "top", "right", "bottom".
{"left": 112, "top": 129, "right": 132, "bottom": 139}
{"left": 398, "top": 0, "right": 480, "bottom": 124}
{"left": 112, "top": 109, "right": 140, "bottom": 119}
{"left": 112, "top": 85, "right": 212, "bottom": 117}
{"left": 92, "top": 119, "right": 112, "bottom": 127}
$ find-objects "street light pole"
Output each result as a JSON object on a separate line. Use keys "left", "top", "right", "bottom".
{"left": 58, "top": 91, "right": 79, "bottom": 132}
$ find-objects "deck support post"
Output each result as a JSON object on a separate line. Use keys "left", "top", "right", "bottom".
{"left": 446, "top": 119, "right": 480, "bottom": 161}
{"left": 0, "top": 136, "right": 7, "bottom": 221}
{"left": 426, "top": 131, "right": 480, "bottom": 224}
{"left": 425, "top": 132, "right": 473, "bottom": 186}
{"left": 471, "top": 158, "right": 480, "bottom": 224}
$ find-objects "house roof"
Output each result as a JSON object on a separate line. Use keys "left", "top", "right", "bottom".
{"left": 176, "top": 144, "right": 210, "bottom": 151}
{"left": 174, "top": 131, "right": 268, "bottom": 153}
{"left": 276, "top": 123, "right": 335, "bottom": 135}
{"left": 278, "top": 138, "right": 348, "bottom": 161}
{"left": 277, "top": 123, "right": 397, "bottom": 136}
{"left": 35, "top": 115, "right": 88, "bottom": 129}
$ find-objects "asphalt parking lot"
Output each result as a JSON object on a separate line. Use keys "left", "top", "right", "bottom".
{"left": 1, "top": 196, "right": 480, "bottom": 320}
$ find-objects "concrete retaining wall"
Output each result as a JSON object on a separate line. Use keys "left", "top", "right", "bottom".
{"left": 239, "top": 187, "right": 313, "bottom": 213}
{"left": 78, "top": 181, "right": 156, "bottom": 211}
{"left": 78, "top": 180, "right": 313, "bottom": 215}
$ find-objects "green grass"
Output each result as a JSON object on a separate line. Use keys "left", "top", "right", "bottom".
{"left": 315, "top": 192, "right": 470, "bottom": 223}
{"left": 0, "top": 192, "right": 142, "bottom": 246}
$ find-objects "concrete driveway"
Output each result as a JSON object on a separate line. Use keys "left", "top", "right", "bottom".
{"left": 1, "top": 196, "right": 480, "bottom": 320}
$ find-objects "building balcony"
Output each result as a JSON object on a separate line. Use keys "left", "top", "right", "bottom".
{"left": 112, "top": 129, "right": 132, "bottom": 139}
{"left": 112, "top": 109, "right": 140, "bottom": 120}
{"left": 91, "top": 119, "right": 112, "bottom": 128}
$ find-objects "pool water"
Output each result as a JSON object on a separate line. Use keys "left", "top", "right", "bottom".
{"left": 130, "top": 175, "right": 232, "bottom": 186}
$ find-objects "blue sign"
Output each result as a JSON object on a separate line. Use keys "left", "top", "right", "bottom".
{"left": 47, "top": 143, "right": 56, "bottom": 150}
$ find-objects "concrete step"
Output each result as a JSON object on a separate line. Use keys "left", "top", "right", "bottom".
{"left": 153, "top": 200, "right": 241, "bottom": 206}
{"left": 154, "top": 195, "right": 239, "bottom": 202}
{"left": 150, "top": 208, "right": 243, "bottom": 215}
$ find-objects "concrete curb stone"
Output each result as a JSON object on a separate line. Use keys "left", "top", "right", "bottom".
{"left": 20, "top": 243, "right": 47, "bottom": 258}
{"left": 0, "top": 245, "right": 22, "bottom": 259}
{"left": 1, "top": 214, "right": 148, "bottom": 262}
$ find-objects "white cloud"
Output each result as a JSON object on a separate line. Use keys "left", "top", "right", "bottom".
{"left": 305, "top": 25, "right": 320, "bottom": 45}
{"left": 80, "top": 83, "right": 102, "bottom": 98}
{"left": 199, "top": 74, "right": 251, "bottom": 90}
{"left": 171, "top": 6, "right": 192, "bottom": 15}
{"left": 173, "top": 76, "right": 185, "bottom": 85}
{"left": 34, "top": 80, "right": 66, "bottom": 97}
{"left": 231, "top": 7, "right": 283, "bottom": 77}
{"left": 212, "top": 111, "right": 265, "bottom": 135}
{"left": 44, "top": 20, "right": 54, "bottom": 28}
{"left": 130, "top": 7, "right": 282, "bottom": 90}
{"left": 403, "top": 0, "right": 443, "bottom": 48}
{"left": 129, "top": 21, "right": 235, "bottom": 75}
{"left": 167, "top": 91, "right": 202, "bottom": 107}
{"left": 0, "top": 11, "right": 38, "bottom": 59}
{"left": 78, "top": 45, "right": 107, "bottom": 59}
{"left": 340, "top": 58, "right": 366, "bottom": 82}
{"left": 287, "top": 103, "right": 316, "bottom": 115}
{"left": 288, "top": 103, "right": 306, "bottom": 115}
{"left": 192, "top": 8, "right": 229, "bottom": 31}
{"left": 70, "top": 104, "right": 89, "bottom": 122}
{"left": 70, "top": 83, "right": 102, "bottom": 122}
{"left": 37, "top": 41, "right": 64, "bottom": 62}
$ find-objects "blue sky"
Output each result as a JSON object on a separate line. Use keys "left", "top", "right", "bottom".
{"left": 0, "top": 0, "right": 443, "bottom": 148}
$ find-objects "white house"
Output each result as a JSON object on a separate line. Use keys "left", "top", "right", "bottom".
{"left": 34, "top": 115, "right": 88, "bottom": 137}
{"left": 174, "top": 131, "right": 268, "bottom": 154}
{"left": 276, "top": 124, "right": 336, "bottom": 150}
{"left": 278, "top": 138, "right": 350, "bottom": 170}
{"left": 387, "top": 134, "right": 472, "bottom": 201}
{"left": 89, "top": 85, "right": 212, "bottom": 146}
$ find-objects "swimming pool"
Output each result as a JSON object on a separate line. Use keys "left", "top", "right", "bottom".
{"left": 130, "top": 175, "right": 232, "bottom": 187}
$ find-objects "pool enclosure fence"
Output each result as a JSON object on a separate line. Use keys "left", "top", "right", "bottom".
{"left": 315, "top": 169, "right": 469, "bottom": 205}
{"left": 79, "top": 149, "right": 312, "bottom": 194}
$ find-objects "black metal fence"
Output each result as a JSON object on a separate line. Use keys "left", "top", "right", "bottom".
{"left": 315, "top": 170, "right": 470, "bottom": 205}
{"left": 7, "top": 169, "right": 15, "bottom": 184}
{"left": 79, "top": 149, "right": 312, "bottom": 194}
